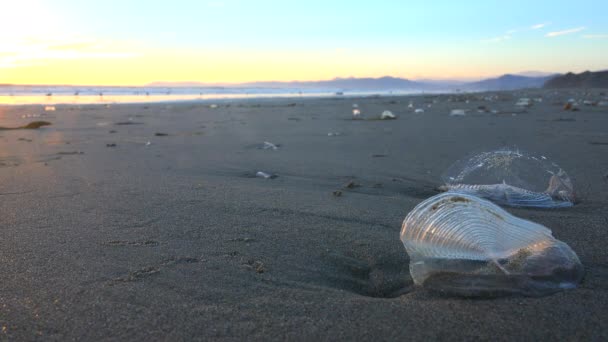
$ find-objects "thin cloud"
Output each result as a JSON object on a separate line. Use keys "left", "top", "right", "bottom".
{"left": 531, "top": 23, "right": 549, "bottom": 30}
{"left": 482, "top": 35, "right": 511, "bottom": 43}
{"left": 546, "top": 27, "right": 586, "bottom": 37}
{"left": 583, "top": 34, "right": 608, "bottom": 39}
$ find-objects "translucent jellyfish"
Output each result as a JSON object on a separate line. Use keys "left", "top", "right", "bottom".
{"left": 380, "top": 110, "right": 396, "bottom": 119}
{"left": 400, "top": 193, "right": 583, "bottom": 297}
{"left": 441, "top": 148, "right": 575, "bottom": 208}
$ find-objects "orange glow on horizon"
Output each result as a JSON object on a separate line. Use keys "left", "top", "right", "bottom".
{"left": 2, "top": 48, "right": 516, "bottom": 86}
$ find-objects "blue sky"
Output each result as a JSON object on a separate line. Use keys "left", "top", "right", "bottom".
{"left": 1, "top": 0, "right": 607, "bottom": 84}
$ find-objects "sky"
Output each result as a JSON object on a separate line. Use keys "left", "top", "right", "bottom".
{"left": 1, "top": 0, "right": 607, "bottom": 85}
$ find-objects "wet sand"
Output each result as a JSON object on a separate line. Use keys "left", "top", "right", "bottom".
{"left": 1, "top": 90, "right": 607, "bottom": 340}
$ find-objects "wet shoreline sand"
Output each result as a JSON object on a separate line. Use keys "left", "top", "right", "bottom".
{"left": 1, "top": 90, "right": 607, "bottom": 340}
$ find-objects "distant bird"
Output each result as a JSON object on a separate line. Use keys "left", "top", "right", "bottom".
{"left": 46, "top": 92, "right": 52, "bottom": 97}
{"left": 74, "top": 91, "right": 79, "bottom": 96}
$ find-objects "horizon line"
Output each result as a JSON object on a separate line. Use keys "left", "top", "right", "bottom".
{"left": 0, "top": 72, "right": 570, "bottom": 88}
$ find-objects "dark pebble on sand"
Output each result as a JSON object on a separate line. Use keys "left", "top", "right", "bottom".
{"left": 115, "top": 121, "right": 144, "bottom": 125}
{"left": 344, "top": 181, "right": 360, "bottom": 189}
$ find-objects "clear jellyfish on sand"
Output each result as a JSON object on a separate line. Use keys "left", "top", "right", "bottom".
{"left": 260, "top": 141, "right": 279, "bottom": 150}
{"left": 440, "top": 148, "right": 575, "bottom": 208}
{"left": 515, "top": 98, "right": 532, "bottom": 107}
{"left": 380, "top": 110, "right": 396, "bottom": 120}
{"left": 450, "top": 109, "right": 466, "bottom": 116}
{"left": 256, "top": 171, "right": 277, "bottom": 179}
{"left": 400, "top": 192, "right": 583, "bottom": 297}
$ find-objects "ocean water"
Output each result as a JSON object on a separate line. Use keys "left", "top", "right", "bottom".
{"left": 0, "top": 85, "right": 420, "bottom": 105}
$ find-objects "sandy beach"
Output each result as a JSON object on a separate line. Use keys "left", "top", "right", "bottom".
{"left": 1, "top": 90, "right": 607, "bottom": 340}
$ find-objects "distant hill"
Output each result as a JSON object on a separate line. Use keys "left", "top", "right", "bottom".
{"left": 146, "top": 73, "right": 565, "bottom": 92}
{"left": 244, "top": 76, "right": 427, "bottom": 90}
{"left": 148, "top": 76, "right": 429, "bottom": 90}
{"left": 463, "top": 74, "right": 557, "bottom": 91}
{"left": 543, "top": 71, "right": 608, "bottom": 88}
{"left": 515, "top": 71, "right": 557, "bottom": 78}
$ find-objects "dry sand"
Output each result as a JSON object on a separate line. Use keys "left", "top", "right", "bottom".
{"left": 1, "top": 90, "right": 607, "bottom": 340}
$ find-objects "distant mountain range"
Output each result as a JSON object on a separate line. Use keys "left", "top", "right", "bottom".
{"left": 544, "top": 70, "right": 608, "bottom": 88}
{"left": 462, "top": 74, "right": 557, "bottom": 91}
{"left": 147, "top": 72, "right": 560, "bottom": 92}
{"left": 148, "top": 76, "right": 424, "bottom": 90}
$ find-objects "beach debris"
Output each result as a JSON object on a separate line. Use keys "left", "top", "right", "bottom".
{"left": 21, "top": 114, "right": 42, "bottom": 119}
{"left": 352, "top": 103, "right": 359, "bottom": 108}
{"left": 553, "top": 117, "right": 576, "bottom": 122}
{"left": 563, "top": 103, "right": 573, "bottom": 110}
{"left": 414, "top": 108, "right": 425, "bottom": 113}
{"left": 209, "top": 104, "right": 218, "bottom": 109}
{"left": 327, "top": 132, "right": 341, "bottom": 137}
{"left": 256, "top": 171, "right": 277, "bottom": 179}
{"left": 449, "top": 109, "right": 466, "bottom": 117}
{"left": 440, "top": 148, "right": 575, "bottom": 208}
{"left": 400, "top": 192, "right": 584, "bottom": 297}
{"left": 371, "top": 154, "right": 388, "bottom": 158}
{"left": 106, "top": 143, "right": 117, "bottom": 148}
{"left": 0, "top": 121, "right": 52, "bottom": 130}
{"left": 115, "top": 121, "right": 144, "bottom": 125}
{"left": 23, "top": 121, "right": 52, "bottom": 129}
{"left": 344, "top": 180, "right": 361, "bottom": 189}
{"left": 380, "top": 110, "right": 396, "bottom": 120}
{"left": 57, "top": 151, "right": 84, "bottom": 155}
{"left": 408, "top": 102, "right": 414, "bottom": 109}
{"left": 598, "top": 101, "right": 608, "bottom": 107}
{"left": 44, "top": 106, "right": 56, "bottom": 111}
{"left": 260, "top": 141, "right": 279, "bottom": 150}
{"left": 332, "top": 190, "right": 343, "bottom": 197}
{"left": 515, "top": 98, "right": 532, "bottom": 107}
{"left": 154, "top": 132, "right": 169, "bottom": 137}
{"left": 352, "top": 108, "right": 362, "bottom": 119}
{"left": 244, "top": 259, "right": 266, "bottom": 273}
{"left": 145, "top": 141, "right": 152, "bottom": 146}
{"left": 583, "top": 100, "right": 595, "bottom": 106}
